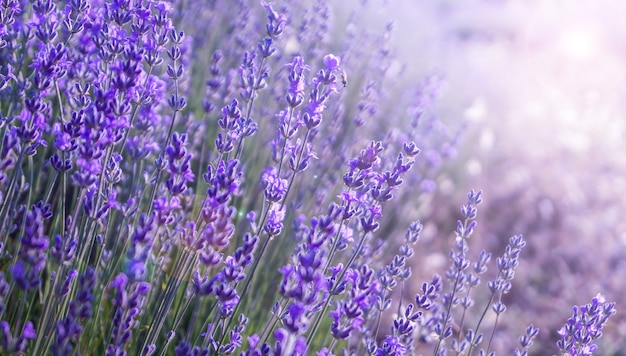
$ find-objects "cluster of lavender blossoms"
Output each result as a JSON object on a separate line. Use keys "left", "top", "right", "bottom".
{"left": 0, "top": 0, "right": 617, "bottom": 355}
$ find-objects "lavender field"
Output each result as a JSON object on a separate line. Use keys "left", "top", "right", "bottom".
{"left": 0, "top": 0, "right": 623, "bottom": 355}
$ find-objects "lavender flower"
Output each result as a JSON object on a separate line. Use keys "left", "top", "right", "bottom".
{"left": 165, "top": 132, "right": 194, "bottom": 195}
{"left": 556, "top": 294, "right": 616, "bottom": 356}
{"left": 11, "top": 203, "right": 49, "bottom": 291}
{"left": 0, "top": 321, "right": 36, "bottom": 354}
{"left": 0, "top": 1, "right": 620, "bottom": 355}
{"left": 107, "top": 273, "right": 151, "bottom": 356}
{"left": 514, "top": 324, "right": 539, "bottom": 356}
{"left": 51, "top": 267, "right": 96, "bottom": 355}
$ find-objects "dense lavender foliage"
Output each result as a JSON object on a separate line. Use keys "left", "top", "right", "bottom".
{"left": 0, "top": 0, "right": 618, "bottom": 355}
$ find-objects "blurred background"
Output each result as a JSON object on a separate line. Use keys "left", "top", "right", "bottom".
{"left": 335, "top": 0, "right": 626, "bottom": 353}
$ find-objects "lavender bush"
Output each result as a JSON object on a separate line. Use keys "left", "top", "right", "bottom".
{"left": 0, "top": 0, "right": 618, "bottom": 355}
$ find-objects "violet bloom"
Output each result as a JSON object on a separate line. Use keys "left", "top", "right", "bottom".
{"left": 240, "top": 333, "right": 271, "bottom": 356}
{"left": 277, "top": 209, "right": 336, "bottom": 338}
{"left": 192, "top": 231, "right": 258, "bottom": 324}
{"left": 0, "top": 273, "right": 8, "bottom": 316}
{"left": 174, "top": 340, "right": 210, "bottom": 356}
{"left": 153, "top": 196, "right": 181, "bottom": 227}
{"left": 181, "top": 158, "right": 241, "bottom": 266}
{"left": 261, "top": 166, "right": 288, "bottom": 203}
{"left": 303, "top": 54, "right": 343, "bottom": 130}
{"left": 0, "top": 129, "right": 18, "bottom": 207}
{"left": 329, "top": 265, "right": 378, "bottom": 340}
{"left": 216, "top": 99, "right": 243, "bottom": 154}
{"left": 261, "top": 0, "right": 286, "bottom": 39}
{"left": 125, "top": 213, "right": 155, "bottom": 281}
{"left": 165, "top": 132, "right": 194, "bottom": 196}
{"left": 556, "top": 293, "right": 616, "bottom": 356}
{"left": 488, "top": 234, "right": 526, "bottom": 316}
{"left": 375, "top": 336, "right": 408, "bottom": 356}
{"left": 0, "top": 321, "right": 36, "bottom": 354}
{"left": 11, "top": 203, "right": 50, "bottom": 291}
{"left": 285, "top": 56, "right": 310, "bottom": 108}
{"left": 368, "top": 222, "right": 426, "bottom": 354}
{"left": 106, "top": 273, "right": 151, "bottom": 356}
{"left": 51, "top": 267, "right": 97, "bottom": 356}
{"left": 514, "top": 324, "right": 539, "bottom": 356}
{"left": 13, "top": 109, "right": 48, "bottom": 153}
{"left": 273, "top": 327, "right": 307, "bottom": 356}
{"left": 428, "top": 190, "right": 483, "bottom": 354}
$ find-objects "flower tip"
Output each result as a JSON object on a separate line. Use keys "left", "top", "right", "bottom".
{"left": 593, "top": 293, "right": 606, "bottom": 303}
{"left": 323, "top": 54, "right": 341, "bottom": 70}
{"left": 22, "top": 321, "right": 36, "bottom": 339}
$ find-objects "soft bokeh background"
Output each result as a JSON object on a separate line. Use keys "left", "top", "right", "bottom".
{"left": 337, "top": 0, "right": 626, "bottom": 353}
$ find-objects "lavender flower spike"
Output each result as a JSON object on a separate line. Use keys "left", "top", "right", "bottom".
{"left": 556, "top": 294, "right": 616, "bottom": 356}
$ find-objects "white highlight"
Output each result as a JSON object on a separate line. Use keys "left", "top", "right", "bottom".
{"left": 557, "top": 28, "right": 597, "bottom": 61}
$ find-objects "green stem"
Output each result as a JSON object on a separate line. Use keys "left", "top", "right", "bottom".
{"left": 0, "top": 148, "right": 25, "bottom": 238}
{"left": 466, "top": 275, "right": 500, "bottom": 356}
{"left": 306, "top": 230, "right": 370, "bottom": 346}
{"left": 259, "top": 297, "right": 288, "bottom": 344}
{"left": 234, "top": 57, "right": 266, "bottom": 162}
{"left": 141, "top": 251, "right": 196, "bottom": 353}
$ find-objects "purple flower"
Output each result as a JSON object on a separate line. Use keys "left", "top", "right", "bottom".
{"left": 263, "top": 203, "right": 286, "bottom": 237}
{"left": 174, "top": 340, "right": 210, "bottom": 356}
{"left": 261, "top": 0, "right": 286, "bottom": 39}
{"left": 375, "top": 336, "right": 408, "bottom": 356}
{"left": 556, "top": 294, "right": 616, "bottom": 356}
{"left": 261, "top": 167, "right": 288, "bottom": 203}
{"left": 51, "top": 267, "right": 97, "bottom": 356}
{"left": 107, "top": 273, "right": 151, "bottom": 356}
{"left": 11, "top": 204, "right": 49, "bottom": 290}
{"left": 323, "top": 54, "right": 340, "bottom": 72}
{"left": 165, "top": 132, "right": 194, "bottom": 195}
{"left": 125, "top": 213, "right": 155, "bottom": 281}
{"left": 0, "top": 321, "right": 36, "bottom": 353}
{"left": 514, "top": 324, "right": 539, "bottom": 355}
{"left": 273, "top": 328, "right": 307, "bottom": 356}
{"left": 285, "top": 56, "right": 309, "bottom": 108}
{"left": 304, "top": 54, "right": 342, "bottom": 123}
{"left": 329, "top": 266, "right": 377, "bottom": 340}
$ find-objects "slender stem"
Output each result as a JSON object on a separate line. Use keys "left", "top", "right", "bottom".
{"left": 485, "top": 298, "right": 502, "bottom": 355}
{"left": 466, "top": 274, "right": 500, "bottom": 356}
{"left": 373, "top": 289, "right": 387, "bottom": 339}
{"left": 307, "top": 230, "right": 370, "bottom": 345}
{"left": 54, "top": 80, "right": 66, "bottom": 123}
{"left": 276, "top": 106, "right": 294, "bottom": 175}
{"left": 184, "top": 297, "right": 201, "bottom": 341}
{"left": 146, "top": 109, "right": 179, "bottom": 217}
{"left": 141, "top": 251, "right": 196, "bottom": 353}
{"left": 396, "top": 279, "right": 406, "bottom": 319}
{"left": 323, "top": 217, "right": 348, "bottom": 273}
{"left": 434, "top": 268, "right": 462, "bottom": 355}
{"left": 31, "top": 269, "right": 61, "bottom": 356}
{"left": 0, "top": 148, "right": 25, "bottom": 237}
{"left": 434, "top": 216, "right": 472, "bottom": 355}
{"left": 60, "top": 151, "right": 67, "bottom": 241}
{"left": 115, "top": 65, "right": 154, "bottom": 158}
{"left": 191, "top": 300, "right": 217, "bottom": 346}
{"left": 234, "top": 57, "right": 266, "bottom": 162}
{"left": 204, "top": 308, "right": 223, "bottom": 350}
{"left": 170, "top": 284, "right": 194, "bottom": 333}
{"left": 259, "top": 297, "right": 288, "bottom": 344}
{"left": 328, "top": 338, "right": 337, "bottom": 353}
{"left": 279, "top": 129, "right": 311, "bottom": 208}
{"left": 457, "top": 286, "right": 473, "bottom": 344}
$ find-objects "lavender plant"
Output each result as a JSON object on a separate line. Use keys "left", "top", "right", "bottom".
{"left": 0, "top": 0, "right": 618, "bottom": 355}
